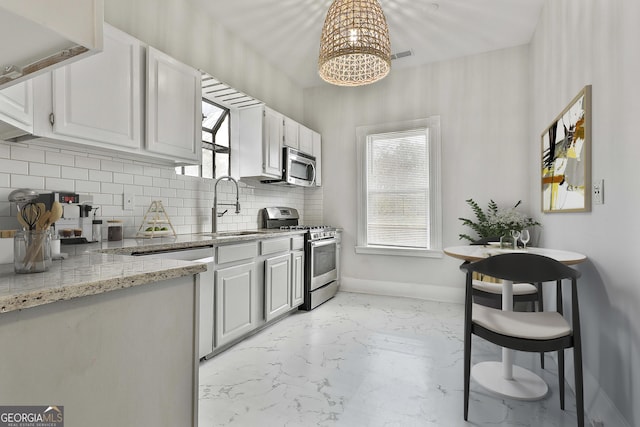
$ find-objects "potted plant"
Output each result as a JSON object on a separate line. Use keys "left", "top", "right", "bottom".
{"left": 458, "top": 199, "right": 540, "bottom": 243}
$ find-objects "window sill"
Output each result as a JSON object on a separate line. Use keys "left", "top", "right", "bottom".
{"left": 355, "top": 245, "right": 443, "bottom": 258}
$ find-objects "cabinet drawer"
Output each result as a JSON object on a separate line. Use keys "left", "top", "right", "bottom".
{"left": 260, "top": 238, "right": 290, "bottom": 255}
{"left": 291, "top": 236, "right": 304, "bottom": 250}
{"left": 216, "top": 242, "right": 258, "bottom": 264}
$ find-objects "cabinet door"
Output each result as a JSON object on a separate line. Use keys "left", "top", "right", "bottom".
{"left": 50, "top": 24, "right": 142, "bottom": 149}
{"left": 291, "top": 250, "right": 304, "bottom": 308}
{"left": 312, "top": 130, "right": 322, "bottom": 186}
{"left": 263, "top": 107, "right": 283, "bottom": 177}
{"left": 264, "top": 253, "right": 291, "bottom": 322}
{"left": 215, "top": 262, "right": 257, "bottom": 347}
{"left": 0, "top": 81, "right": 33, "bottom": 135}
{"left": 146, "top": 46, "right": 201, "bottom": 163}
{"left": 283, "top": 116, "right": 299, "bottom": 149}
{"left": 298, "top": 124, "right": 314, "bottom": 155}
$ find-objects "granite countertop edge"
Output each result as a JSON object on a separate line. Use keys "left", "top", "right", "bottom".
{"left": 0, "top": 230, "right": 305, "bottom": 314}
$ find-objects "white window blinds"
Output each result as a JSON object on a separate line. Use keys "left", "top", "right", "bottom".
{"left": 366, "top": 129, "right": 430, "bottom": 249}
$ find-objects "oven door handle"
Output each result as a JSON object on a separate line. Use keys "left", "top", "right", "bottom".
{"left": 309, "top": 238, "right": 337, "bottom": 248}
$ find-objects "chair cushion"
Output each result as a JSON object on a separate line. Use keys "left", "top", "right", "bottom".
{"left": 472, "top": 303, "right": 571, "bottom": 340}
{"left": 472, "top": 280, "right": 538, "bottom": 296}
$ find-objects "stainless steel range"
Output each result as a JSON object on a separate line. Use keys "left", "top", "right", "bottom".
{"left": 263, "top": 207, "right": 339, "bottom": 311}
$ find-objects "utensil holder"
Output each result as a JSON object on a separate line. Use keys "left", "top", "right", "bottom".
{"left": 14, "top": 230, "right": 51, "bottom": 274}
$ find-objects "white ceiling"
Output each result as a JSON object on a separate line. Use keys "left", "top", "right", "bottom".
{"left": 192, "top": 0, "right": 544, "bottom": 88}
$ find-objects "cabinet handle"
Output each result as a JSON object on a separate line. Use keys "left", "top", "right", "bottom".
{"left": 49, "top": 113, "right": 55, "bottom": 126}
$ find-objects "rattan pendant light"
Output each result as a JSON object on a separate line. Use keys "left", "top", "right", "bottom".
{"left": 318, "top": 0, "right": 391, "bottom": 87}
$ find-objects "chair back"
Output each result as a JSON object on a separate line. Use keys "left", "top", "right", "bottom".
{"left": 461, "top": 253, "right": 580, "bottom": 283}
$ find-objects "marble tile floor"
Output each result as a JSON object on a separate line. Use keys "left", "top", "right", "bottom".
{"left": 199, "top": 292, "right": 582, "bottom": 426}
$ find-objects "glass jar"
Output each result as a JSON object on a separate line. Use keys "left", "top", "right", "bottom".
{"left": 500, "top": 234, "right": 516, "bottom": 250}
{"left": 107, "top": 220, "right": 123, "bottom": 241}
{"left": 14, "top": 230, "right": 51, "bottom": 274}
{"left": 92, "top": 219, "right": 103, "bottom": 242}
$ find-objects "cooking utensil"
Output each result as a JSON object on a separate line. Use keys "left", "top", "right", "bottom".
{"left": 20, "top": 202, "right": 41, "bottom": 230}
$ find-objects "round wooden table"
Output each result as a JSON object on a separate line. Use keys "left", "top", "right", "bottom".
{"left": 444, "top": 245, "right": 587, "bottom": 400}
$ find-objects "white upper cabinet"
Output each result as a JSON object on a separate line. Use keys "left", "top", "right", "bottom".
{"left": 0, "top": 1, "right": 103, "bottom": 90}
{"left": 298, "top": 123, "right": 314, "bottom": 155}
{"left": 44, "top": 24, "right": 142, "bottom": 150}
{"left": 313, "top": 130, "right": 322, "bottom": 186}
{"left": 146, "top": 46, "right": 201, "bottom": 163}
{"left": 283, "top": 116, "right": 299, "bottom": 150}
{"left": 239, "top": 105, "right": 283, "bottom": 180}
{"left": 0, "top": 81, "right": 33, "bottom": 139}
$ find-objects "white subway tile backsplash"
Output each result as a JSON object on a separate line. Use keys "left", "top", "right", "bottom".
{"left": 0, "top": 158, "right": 29, "bottom": 175}
{"left": 46, "top": 151, "right": 75, "bottom": 167}
{"left": 75, "top": 156, "right": 101, "bottom": 170}
{"left": 75, "top": 180, "right": 101, "bottom": 193}
{"left": 113, "top": 173, "right": 134, "bottom": 185}
{"left": 45, "top": 177, "right": 74, "bottom": 191}
{"left": 101, "top": 182, "right": 124, "bottom": 194}
{"left": 0, "top": 143, "right": 10, "bottom": 159}
{"left": 29, "top": 163, "right": 61, "bottom": 178}
{"left": 143, "top": 166, "right": 162, "bottom": 177}
{"left": 61, "top": 166, "right": 89, "bottom": 181}
{"left": 134, "top": 175, "right": 153, "bottom": 187}
{"left": 11, "top": 145, "right": 45, "bottom": 163}
{"left": 11, "top": 174, "right": 45, "bottom": 189}
{"left": 89, "top": 170, "right": 113, "bottom": 182}
{"left": 101, "top": 159, "right": 124, "bottom": 173}
{"left": 123, "top": 163, "right": 144, "bottom": 175}
{"left": 0, "top": 141, "right": 323, "bottom": 235}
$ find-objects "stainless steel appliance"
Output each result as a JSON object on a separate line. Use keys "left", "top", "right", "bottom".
{"left": 36, "top": 192, "right": 95, "bottom": 242}
{"left": 262, "top": 207, "right": 338, "bottom": 311}
{"left": 263, "top": 147, "right": 316, "bottom": 187}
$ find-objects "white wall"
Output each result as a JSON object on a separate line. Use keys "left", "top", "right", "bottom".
{"left": 304, "top": 45, "right": 531, "bottom": 302}
{"left": 530, "top": 1, "right": 639, "bottom": 426}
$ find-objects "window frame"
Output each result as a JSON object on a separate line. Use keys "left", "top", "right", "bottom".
{"left": 176, "top": 98, "right": 230, "bottom": 178}
{"left": 355, "top": 117, "right": 442, "bottom": 258}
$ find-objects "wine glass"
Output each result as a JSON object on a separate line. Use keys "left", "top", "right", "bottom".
{"left": 520, "top": 229, "right": 531, "bottom": 250}
{"left": 510, "top": 229, "right": 521, "bottom": 248}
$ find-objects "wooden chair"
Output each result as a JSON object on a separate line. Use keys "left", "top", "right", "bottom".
{"left": 461, "top": 253, "right": 584, "bottom": 427}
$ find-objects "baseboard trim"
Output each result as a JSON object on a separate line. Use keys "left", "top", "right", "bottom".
{"left": 340, "top": 276, "right": 464, "bottom": 304}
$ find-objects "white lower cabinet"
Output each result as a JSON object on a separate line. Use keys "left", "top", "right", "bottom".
{"left": 214, "top": 261, "right": 258, "bottom": 347}
{"left": 264, "top": 253, "right": 292, "bottom": 322}
{"left": 291, "top": 250, "right": 305, "bottom": 308}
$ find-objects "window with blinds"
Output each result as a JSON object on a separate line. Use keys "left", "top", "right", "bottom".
{"left": 366, "top": 129, "right": 430, "bottom": 249}
{"left": 356, "top": 116, "right": 441, "bottom": 257}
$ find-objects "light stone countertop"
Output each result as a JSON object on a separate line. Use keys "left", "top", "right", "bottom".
{"left": 0, "top": 230, "right": 306, "bottom": 314}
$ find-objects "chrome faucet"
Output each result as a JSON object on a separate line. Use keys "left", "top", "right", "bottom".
{"left": 212, "top": 176, "right": 241, "bottom": 233}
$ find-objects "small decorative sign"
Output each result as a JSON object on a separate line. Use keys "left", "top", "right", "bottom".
{"left": 0, "top": 406, "right": 64, "bottom": 427}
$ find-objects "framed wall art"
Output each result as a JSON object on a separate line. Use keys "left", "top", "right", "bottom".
{"left": 541, "top": 85, "right": 592, "bottom": 213}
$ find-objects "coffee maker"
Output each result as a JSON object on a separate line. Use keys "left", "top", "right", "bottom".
{"left": 36, "top": 192, "right": 95, "bottom": 242}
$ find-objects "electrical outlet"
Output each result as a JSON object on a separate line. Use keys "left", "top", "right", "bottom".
{"left": 123, "top": 193, "right": 135, "bottom": 210}
{"left": 592, "top": 179, "right": 604, "bottom": 205}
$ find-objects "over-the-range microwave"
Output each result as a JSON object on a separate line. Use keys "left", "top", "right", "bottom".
{"left": 263, "top": 147, "right": 316, "bottom": 187}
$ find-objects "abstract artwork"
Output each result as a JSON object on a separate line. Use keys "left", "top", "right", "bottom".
{"left": 541, "top": 85, "right": 592, "bottom": 213}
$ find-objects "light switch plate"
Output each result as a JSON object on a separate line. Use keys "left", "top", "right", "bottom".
{"left": 592, "top": 179, "right": 604, "bottom": 205}
{"left": 124, "top": 193, "right": 135, "bottom": 210}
